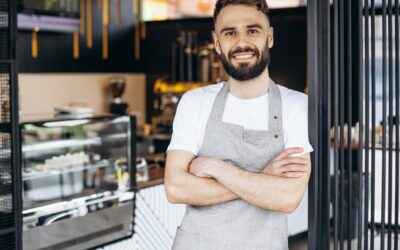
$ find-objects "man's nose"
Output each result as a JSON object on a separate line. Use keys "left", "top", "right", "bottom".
{"left": 234, "top": 32, "right": 251, "bottom": 48}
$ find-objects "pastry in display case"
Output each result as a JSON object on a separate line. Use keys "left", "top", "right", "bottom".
{"left": 20, "top": 114, "right": 136, "bottom": 250}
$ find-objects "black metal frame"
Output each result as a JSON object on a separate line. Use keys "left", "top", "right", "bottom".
{"left": 307, "top": 1, "right": 331, "bottom": 249}
{"left": 308, "top": 0, "right": 400, "bottom": 249}
{"left": 0, "top": 0, "right": 21, "bottom": 249}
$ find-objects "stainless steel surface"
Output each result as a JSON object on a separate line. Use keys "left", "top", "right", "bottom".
{"left": 23, "top": 202, "right": 133, "bottom": 250}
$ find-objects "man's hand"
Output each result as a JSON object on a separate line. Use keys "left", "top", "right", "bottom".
{"left": 165, "top": 150, "right": 239, "bottom": 206}
{"left": 189, "top": 157, "right": 223, "bottom": 178}
{"left": 262, "top": 147, "right": 310, "bottom": 178}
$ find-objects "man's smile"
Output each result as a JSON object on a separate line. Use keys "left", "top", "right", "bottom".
{"left": 231, "top": 52, "right": 257, "bottom": 62}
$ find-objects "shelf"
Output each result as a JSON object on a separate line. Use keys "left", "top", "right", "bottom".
{"left": 23, "top": 191, "right": 135, "bottom": 219}
{"left": 22, "top": 137, "right": 102, "bottom": 153}
{"left": 22, "top": 161, "right": 111, "bottom": 181}
{"left": 137, "top": 167, "right": 165, "bottom": 190}
{"left": 22, "top": 133, "right": 128, "bottom": 154}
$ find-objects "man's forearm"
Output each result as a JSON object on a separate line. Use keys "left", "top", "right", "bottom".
{"left": 207, "top": 161, "right": 310, "bottom": 213}
{"left": 165, "top": 150, "right": 239, "bottom": 206}
{"left": 165, "top": 169, "right": 238, "bottom": 206}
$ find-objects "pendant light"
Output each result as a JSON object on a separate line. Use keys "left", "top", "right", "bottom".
{"left": 102, "top": 0, "right": 110, "bottom": 60}
{"left": 86, "top": 0, "right": 93, "bottom": 48}
{"left": 73, "top": 31, "right": 80, "bottom": 59}
{"left": 31, "top": 26, "right": 39, "bottom": 58}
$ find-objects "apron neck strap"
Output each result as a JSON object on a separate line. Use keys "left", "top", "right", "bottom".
{"left": 267, "top": 80, "right": 283, "bottom": 132}
{"left": 208, "top": 80, "right": 283, "bottom": 132}
{"left": 209, "top": 82, "right": 230, "bottom": 120}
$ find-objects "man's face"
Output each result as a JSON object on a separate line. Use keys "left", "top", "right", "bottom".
{"left": 212, "top": 5, "right": 274, "bottom": 81}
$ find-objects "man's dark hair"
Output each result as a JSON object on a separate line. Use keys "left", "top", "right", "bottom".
{"left": 213, "top": 0, "right": 270, "bottom": 23}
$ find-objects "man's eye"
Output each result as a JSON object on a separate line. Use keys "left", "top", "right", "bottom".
{"left": 248, "top": 29, "right": 259, "bottom": 34}
{"left": 225, "top": 31, "right": 235, "bottom": 37}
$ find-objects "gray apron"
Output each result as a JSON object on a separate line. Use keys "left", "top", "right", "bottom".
{"left": 172, "top": 80, "right": 288, "bottom": 250}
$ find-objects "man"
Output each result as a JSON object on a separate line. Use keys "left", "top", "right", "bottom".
{"left": 165, "top": 0, "right": 312, "bottom": 249}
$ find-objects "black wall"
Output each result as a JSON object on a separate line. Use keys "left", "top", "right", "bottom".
{"left": 141, "top": 8, "right": 307, "bottom": 122}
{"left": 18, "top": 6, "right": 307, "bottom": 92}
{"left": 17, "top": 4, "right": 307, "bottom": 122}
{"left": 17, "top": 0, "right": 143, "bottom": 72}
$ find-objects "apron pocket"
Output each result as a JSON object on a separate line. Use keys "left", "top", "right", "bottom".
{"left": 172, "top": 227, "right": 199, "bottom": 250}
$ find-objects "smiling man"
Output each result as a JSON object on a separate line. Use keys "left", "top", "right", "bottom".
{"left": 165, "top": 0, "right": 313, "bottom": 249}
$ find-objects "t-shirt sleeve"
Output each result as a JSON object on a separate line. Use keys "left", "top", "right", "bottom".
{"left": 166, "top": 91, "right": 201, "bottom": 156}
{"left": 284, "top": 94, "right": 314, "bottom": 155}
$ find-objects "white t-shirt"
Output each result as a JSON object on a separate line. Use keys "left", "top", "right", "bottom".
{"left": 167, "top": 82, "right": 313, "bottom": 156}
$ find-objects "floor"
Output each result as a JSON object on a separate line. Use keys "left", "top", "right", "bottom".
{"left": 101, "top": 231, "right": 400, "bottom": 249}
{"left": 289, "top": 231, "right": 400, "bottom": 250}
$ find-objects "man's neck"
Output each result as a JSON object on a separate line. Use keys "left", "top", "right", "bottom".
{"left": 228, "top": 69, "right": 270, "bottom": 99}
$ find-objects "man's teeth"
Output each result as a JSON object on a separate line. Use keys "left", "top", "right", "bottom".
{"left": 234, "top": 54, "right": 254, "bottom": 59}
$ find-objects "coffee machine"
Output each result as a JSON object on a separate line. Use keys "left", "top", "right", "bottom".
{"left": 108, "top": 77, "right": 129, "bottom": 115}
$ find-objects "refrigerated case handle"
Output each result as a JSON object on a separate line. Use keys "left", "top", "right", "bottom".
{"left": 43, "top": 210, "right": 77, "bottom": 225}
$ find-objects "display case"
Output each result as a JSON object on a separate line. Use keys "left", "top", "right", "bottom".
{"left": 20, "top": 114, "right": 136, "bottom": 250}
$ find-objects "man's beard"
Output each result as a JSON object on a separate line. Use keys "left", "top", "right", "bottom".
{"left": 220, "top": 42, "right": 271, "bottom": 81}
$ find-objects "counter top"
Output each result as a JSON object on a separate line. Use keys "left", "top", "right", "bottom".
{"left": 137, "top": 167, "right": 165, "bottom": 190}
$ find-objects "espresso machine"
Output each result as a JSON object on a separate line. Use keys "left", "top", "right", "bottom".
{"left": 108, "top": 77, "right": 129, "bottom": 115}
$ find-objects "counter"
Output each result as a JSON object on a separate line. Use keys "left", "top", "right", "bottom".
{"left": 137, "top": 167, "right": 165, "bottom": 190}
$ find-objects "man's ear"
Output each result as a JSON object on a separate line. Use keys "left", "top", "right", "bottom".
{"left": 212, "top": 31, "right": 222, "bottom": 55}
{"left": 268, "top": 27, "right": 274, "bottom": 48}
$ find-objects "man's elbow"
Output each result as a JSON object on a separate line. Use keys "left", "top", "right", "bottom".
{"left": 165, "top": 186, "right": 180, "bottom": 204}
{"left": 164, "top": 179, "right": 185, "bottom": 204}
{"left": 280, "top": 190, "right": 306, "bottom": 214}
{"left": 280, "top": 200, "right": 300, "bottom": 214}
{"left": 264, "top": 191, "right": 304, "bottom": 214}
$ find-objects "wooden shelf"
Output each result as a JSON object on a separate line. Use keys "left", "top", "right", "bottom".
{"left": 137, "top": 167, "right": 164, "bottom": 190}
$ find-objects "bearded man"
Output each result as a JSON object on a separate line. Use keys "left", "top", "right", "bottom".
{"left": 165, "top": 1, "right": 313, "bottom": 249}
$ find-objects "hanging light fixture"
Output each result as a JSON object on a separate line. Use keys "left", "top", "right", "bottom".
{"left": 73, "top": 31, "right": 80, "bottom": 59}
{"left": 31, "top": 26, "right": 39, "bottom": 58}
{"left": 103, "top": 0, "right": 110, "bottom": 60}
{"left": 134, "top": 0, "right": 140, "bottom": 60}
{"left": 86, "top": 0, "right": 93, "bottom": 48}
{"left": 140, "top": 0, "right": 146, "bottom": 40}
{"left": 80, "top": 0, "right": 86, "bottom": 35}
{"left": 114, "top": 0, "right": 121, "bottom": 26}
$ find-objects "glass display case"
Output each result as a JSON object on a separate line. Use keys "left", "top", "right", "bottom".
{"left": 20, "top": 114, "right": 136, "bottom": 250}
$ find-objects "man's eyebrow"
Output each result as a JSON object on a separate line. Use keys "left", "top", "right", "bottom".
{"left": 220, "top": 27, "right": 236, "bottom": 34}
{"left": 247, "top": 24, "right": 263, "bottom": 29}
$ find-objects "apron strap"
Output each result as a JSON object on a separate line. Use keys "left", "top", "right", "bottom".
{"left": 209, "top": 82, "right": 229, "bottom": 121}
{"left": 208, "top": 80, "right": 283, "bottom": 134}
{"left": 267, "top": 80, "right": 283, "bottom": 133}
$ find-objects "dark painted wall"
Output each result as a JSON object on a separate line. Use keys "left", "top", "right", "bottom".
{"left": 18, "top": 6, "right": 307, "bottom": 91}
{"left": 17, "top": 4, "right": 307, "bottom": 122}
{"left": 17, "top": 0, "right": 143, "bottom": 72}
{"left": 142, "top": 7, "right": 307, "bottom": 122}
{"left": 142, "top": 7, "right": 307, "bottom": 92}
